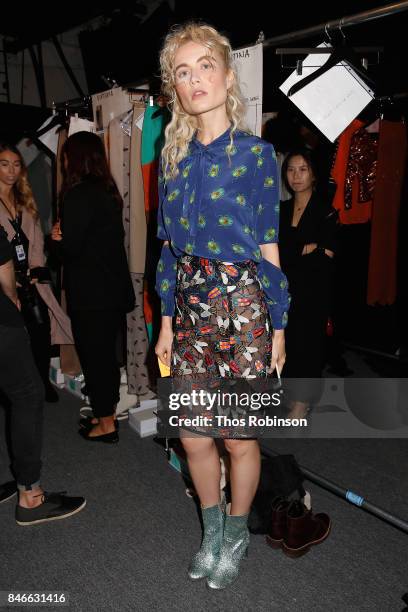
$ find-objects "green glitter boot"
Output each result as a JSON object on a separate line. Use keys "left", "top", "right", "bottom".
{"left": 188, "top": 502, "right": 225, "bottom": 580}
{"left": 206, "top": 513, "right": 249, "bottom": 590}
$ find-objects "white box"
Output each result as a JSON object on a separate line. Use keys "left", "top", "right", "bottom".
{"left": 128, "top": 407, "right": 157, "bottom": 438}
{"left": 127, "top": 398, "right": 158, "bottom": 416}
{"left": 140, "top": 398, "right": 158, "bottom": 411}
{"left": 49, "top": 357, "right": 65, "bottom": 388}
{"left": 115, "top": 384, "right": 139, "bottom": 417}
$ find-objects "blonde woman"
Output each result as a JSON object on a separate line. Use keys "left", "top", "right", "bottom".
{"left": 0, "top": 142, "right": 73, "bottom": 402}
{"left": 155, "top": 23, "right": 290, "bottom": 589}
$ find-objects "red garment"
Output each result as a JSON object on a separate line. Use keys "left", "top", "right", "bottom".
{"left": 367, "top": 120, "right": 407, "bottom": 305}
{"left": 331, "top": 119, "right": 377, "bottom": 225}
{"left": 141, "top": 161, "right": 159, "bottom": 334}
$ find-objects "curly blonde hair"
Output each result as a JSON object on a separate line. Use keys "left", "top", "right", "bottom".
{"left": 160, "top": 22, "right": 249, "bottom": 178}
{"left": 0, "top": 143, "right": 39, "bottom": 219}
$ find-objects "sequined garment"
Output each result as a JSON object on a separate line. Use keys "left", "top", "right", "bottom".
{"left": 345, "top": 128, "right": 378, "bottom": 210}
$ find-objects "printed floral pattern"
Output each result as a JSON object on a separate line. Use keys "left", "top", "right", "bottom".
{"left": 171, "top": 256, "right": 272, "bottom": 438}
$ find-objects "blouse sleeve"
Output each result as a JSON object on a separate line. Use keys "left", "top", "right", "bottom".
{"left": 157, "top": 159, "right": 168, "bottom": 241}
{"left": 155, "top": 242, "right": 178, "bottom": 316}
{"left": 253, "top": 143, "right": 290, "bottom": 330}
{"left": 253, "top": 143, "right": 280, "bottom": 245}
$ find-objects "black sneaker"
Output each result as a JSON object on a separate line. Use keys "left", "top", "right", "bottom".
{"left": 15, "top": 492, "right": 86, "bottom": 526}
{"left": 0, "top": 481, "right": 17, "bottom": 504}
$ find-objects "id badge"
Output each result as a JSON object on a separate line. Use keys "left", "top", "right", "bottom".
{"left": 15, "top": 244, "right": 26, "bottom": 262}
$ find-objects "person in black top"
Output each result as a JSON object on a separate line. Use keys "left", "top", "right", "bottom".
{"left": 0, "top": 225, "right": 86, "bottom": 524}
{"left": 52, "top": 131, "right": 135, "bottom": 443}
{"left": 279, "top": 149, "right": 339, "bottom": 417}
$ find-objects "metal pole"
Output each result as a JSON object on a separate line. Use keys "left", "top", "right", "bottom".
{"left": 260, "top": 445, "right": 408, "bottom": 534}
{"left": 51, "top": 35, "right": 85, "bottom": 98}
{"left": 263, "top": 1, "right": 408, "bottom": 47}
{"left": 28, "top": 46, "right": 47, "bottom": 109}
{"left": 20, "top": 49, "right": 25, "bottom": 105}
{"left": 36, "top": 42, "right": 46, "bottom": 108}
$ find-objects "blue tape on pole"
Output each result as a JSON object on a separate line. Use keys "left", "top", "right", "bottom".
{"left": 346, "top": 491, "right": 364, "bottom": 506}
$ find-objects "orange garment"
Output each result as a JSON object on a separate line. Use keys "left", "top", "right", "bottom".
{"left": 367, "top": 120, "right": 407, "bottom": 305}
{"left": 331, "top": 119, "right": 375, "bottom": 225}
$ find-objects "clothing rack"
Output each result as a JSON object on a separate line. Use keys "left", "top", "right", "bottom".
{"left": 262, "top": 1, "right": 408, "bottom": 47}
{"left": 251, "top": 1, "right": 408, "bottom": 537}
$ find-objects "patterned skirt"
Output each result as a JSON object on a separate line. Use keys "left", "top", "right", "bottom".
{"left": 171, "top": 255, "right": 272, "bottom": 438}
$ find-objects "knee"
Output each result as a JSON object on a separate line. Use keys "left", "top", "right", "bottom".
{"left": 181, "top": 437, "right": 214, "bottom": 457}
{"left": 224, "top": 439, "right": 253, "bottom": 459}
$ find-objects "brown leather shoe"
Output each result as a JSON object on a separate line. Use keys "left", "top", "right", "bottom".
{"left": 265, "top": 496, "right": 290, "bottom": 550}
{"left": 282, "top": 500, "right": 331, "bottom": 558}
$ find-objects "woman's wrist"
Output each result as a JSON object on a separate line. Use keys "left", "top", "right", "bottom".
{"left": 273, "top": 329, "right": 285, "bottom": 337}
{"left": 161, "top": 316, "right": 173, "bottom": 331}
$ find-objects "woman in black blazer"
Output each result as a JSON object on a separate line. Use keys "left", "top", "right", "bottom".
{"left": 279, "top": 149, "right": 339, "bottom": 418}
{"left": 52, "top": 131, "right": 135, "bottom": 442}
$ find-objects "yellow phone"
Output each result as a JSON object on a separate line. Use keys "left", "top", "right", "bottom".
{"left": 158, "top": 358, "right": 170, "bottom": 377}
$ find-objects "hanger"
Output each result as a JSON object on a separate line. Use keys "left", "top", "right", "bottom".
{"left": 287, "top": 23, "right": 375, "bottom": 97}
{"left": 34, "top": 113, "right": 67, "bottom": 138}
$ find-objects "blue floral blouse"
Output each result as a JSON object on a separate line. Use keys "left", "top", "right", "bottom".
{"left": 156, "top": 128, "right": 290, "bottom": 329}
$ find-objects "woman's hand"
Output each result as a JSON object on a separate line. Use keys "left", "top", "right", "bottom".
{"left": 155, "top": 316, "right": 174, "bottom": 368}
{"left": 51, "top": 221, "right": 62, "bottom": 242}
{"left": 271, "top": 329, "right": 286, "bottom": 375}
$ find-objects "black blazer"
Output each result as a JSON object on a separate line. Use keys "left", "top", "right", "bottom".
{"left": 279, "top": 193, "right": 339, "bottom": 273}
{"left": 61, "top": 177, "right": 135, "bottom": 312}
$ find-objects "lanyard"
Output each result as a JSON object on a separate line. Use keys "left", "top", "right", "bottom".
{"left": 0, "top": 197, "right": 22, "bottom": 237}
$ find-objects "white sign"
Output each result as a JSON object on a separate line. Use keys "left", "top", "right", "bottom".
{"left": 279, "top": 43, "right": 374, "bottom": 142}
{"left": 233, "top": 43, "right": 263, "bottom": 137}
{"left": 68, "top": 116, "right": 96, "bottom": 136}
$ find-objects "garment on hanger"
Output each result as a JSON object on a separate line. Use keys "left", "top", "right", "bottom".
{"left": 367, "top": 120, "right": 407, "bottom": 305}
{"left": 126, "top": 105, "right": 151, "bottom": 396}
{"left": 331, "top": 119, "right": 378, "bottom": 224}
{"left": 130, "top": 105, "right": 147, "bottom": 274}
{"left": 68, "top": 115, "right": 96, "bottom": 136}
{"left": 109, "top": 109, "right": 151, "bottom": 397}
{"left": 56, "top": 128, "right": 82, "bottom": 375}
{"left": 140, "top": 104, "right": 170, "bottom": 340}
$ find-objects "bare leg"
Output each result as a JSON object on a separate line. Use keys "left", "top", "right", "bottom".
{"left": 181, "top": 433, "right": 221, "bottom": 507}
{"left": 19, "top": 486, "right": 44, "bottom": 509}
{"left": 224, "top": 439, "right": 260, "bottom": 516}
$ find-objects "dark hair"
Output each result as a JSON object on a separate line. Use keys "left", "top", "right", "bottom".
{"left": 61, "top": 131, "right": 122, "bottom": 208}
{"left": 281, "top": 148, "right": 318, "bottom": 194}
